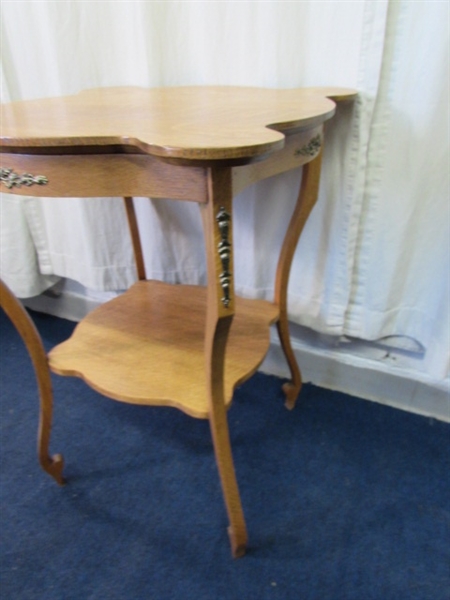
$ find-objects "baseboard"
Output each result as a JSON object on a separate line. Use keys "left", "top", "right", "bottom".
{"left": 23, "top": 280, "right": 119, "bottom": 322}
{"left": 260, "top": 333, "right": 450, "bottom": 423}
{"left": 23, "top": 284, "right": 450, "bottom": 423}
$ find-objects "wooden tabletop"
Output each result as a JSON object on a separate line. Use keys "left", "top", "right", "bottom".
{"left": 0, "top": 86, "right": 356, "bottom": 162}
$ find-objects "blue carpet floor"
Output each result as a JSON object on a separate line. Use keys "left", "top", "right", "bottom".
{"left": 1, "top": 308, "right": 449, "bottom": 600}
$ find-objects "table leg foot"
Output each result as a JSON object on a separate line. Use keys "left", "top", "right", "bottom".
{"left": 40, "top": 453, "right": 66, "bottom": 485}
{"left": 276, "top": 319, "right": 302, "bottom": 409}
{"left": 282, "top": 381, "right": 301, "bottom": 410}
{"left": 228, "top": 525, "right": 247, "bottom": 558}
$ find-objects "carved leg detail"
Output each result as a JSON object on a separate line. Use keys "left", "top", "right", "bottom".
{"left": 274, "top": 152, "right": 323, "bottom": 409}
{"left": 0, "top": 280, "right": 65, "bottom": 485}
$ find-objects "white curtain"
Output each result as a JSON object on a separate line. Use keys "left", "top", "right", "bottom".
{"left": 1, "top": 1, "right": 448, "bottom": 380}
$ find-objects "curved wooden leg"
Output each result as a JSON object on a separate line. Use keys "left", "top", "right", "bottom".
{"left": 206, "top": 317, "right": 248, "bottom": 558}
{"left": 201, "top": 167, "right": 248, "bottom": 558}
{"left": 0, "top": 280, "right": 64, "bottom": 485}
{"left": 274, "top": 151, "right": 323, "bottom": 409}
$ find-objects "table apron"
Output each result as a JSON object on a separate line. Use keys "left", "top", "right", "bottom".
{"left": 0, "top": 153, "right": 209, "bottom": 202}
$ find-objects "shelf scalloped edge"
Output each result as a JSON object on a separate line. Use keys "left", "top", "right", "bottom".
{"left": 49, "top": 280, "right": 280, "bottom": 419}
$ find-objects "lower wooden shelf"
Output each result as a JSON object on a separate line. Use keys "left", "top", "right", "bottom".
{"left": 48, "top": 280, "right": 279, "bottom": 418}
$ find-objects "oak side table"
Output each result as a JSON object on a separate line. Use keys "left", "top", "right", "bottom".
{"left": 0, "top": 86, "right": 356, "bottom": 557}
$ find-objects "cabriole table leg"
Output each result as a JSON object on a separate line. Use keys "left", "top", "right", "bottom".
{"left": 201, "top": 167, "right": 248, "bottom": 558}
{"left": 274, "top": 151, "right": 324, "bottom": 409}
{"left": 0, "top": 279, "right": 65, "bottom": 485}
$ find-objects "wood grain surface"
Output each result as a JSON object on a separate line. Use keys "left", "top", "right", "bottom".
{"left": 48, "top": 280, "right": 279, "bottom": 419}
{"left": 1, "top": 86, "right": 356, "bottom": 162}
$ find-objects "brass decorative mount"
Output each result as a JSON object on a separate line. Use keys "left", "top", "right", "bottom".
{"left": 294, "top": 134, "right": 322, "bottom": 157}
{"left": 216, "top": 206, "right": 232, "bottom": 308}
{"left": 0, "top": 168, "right": 48, "bottom": 189}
